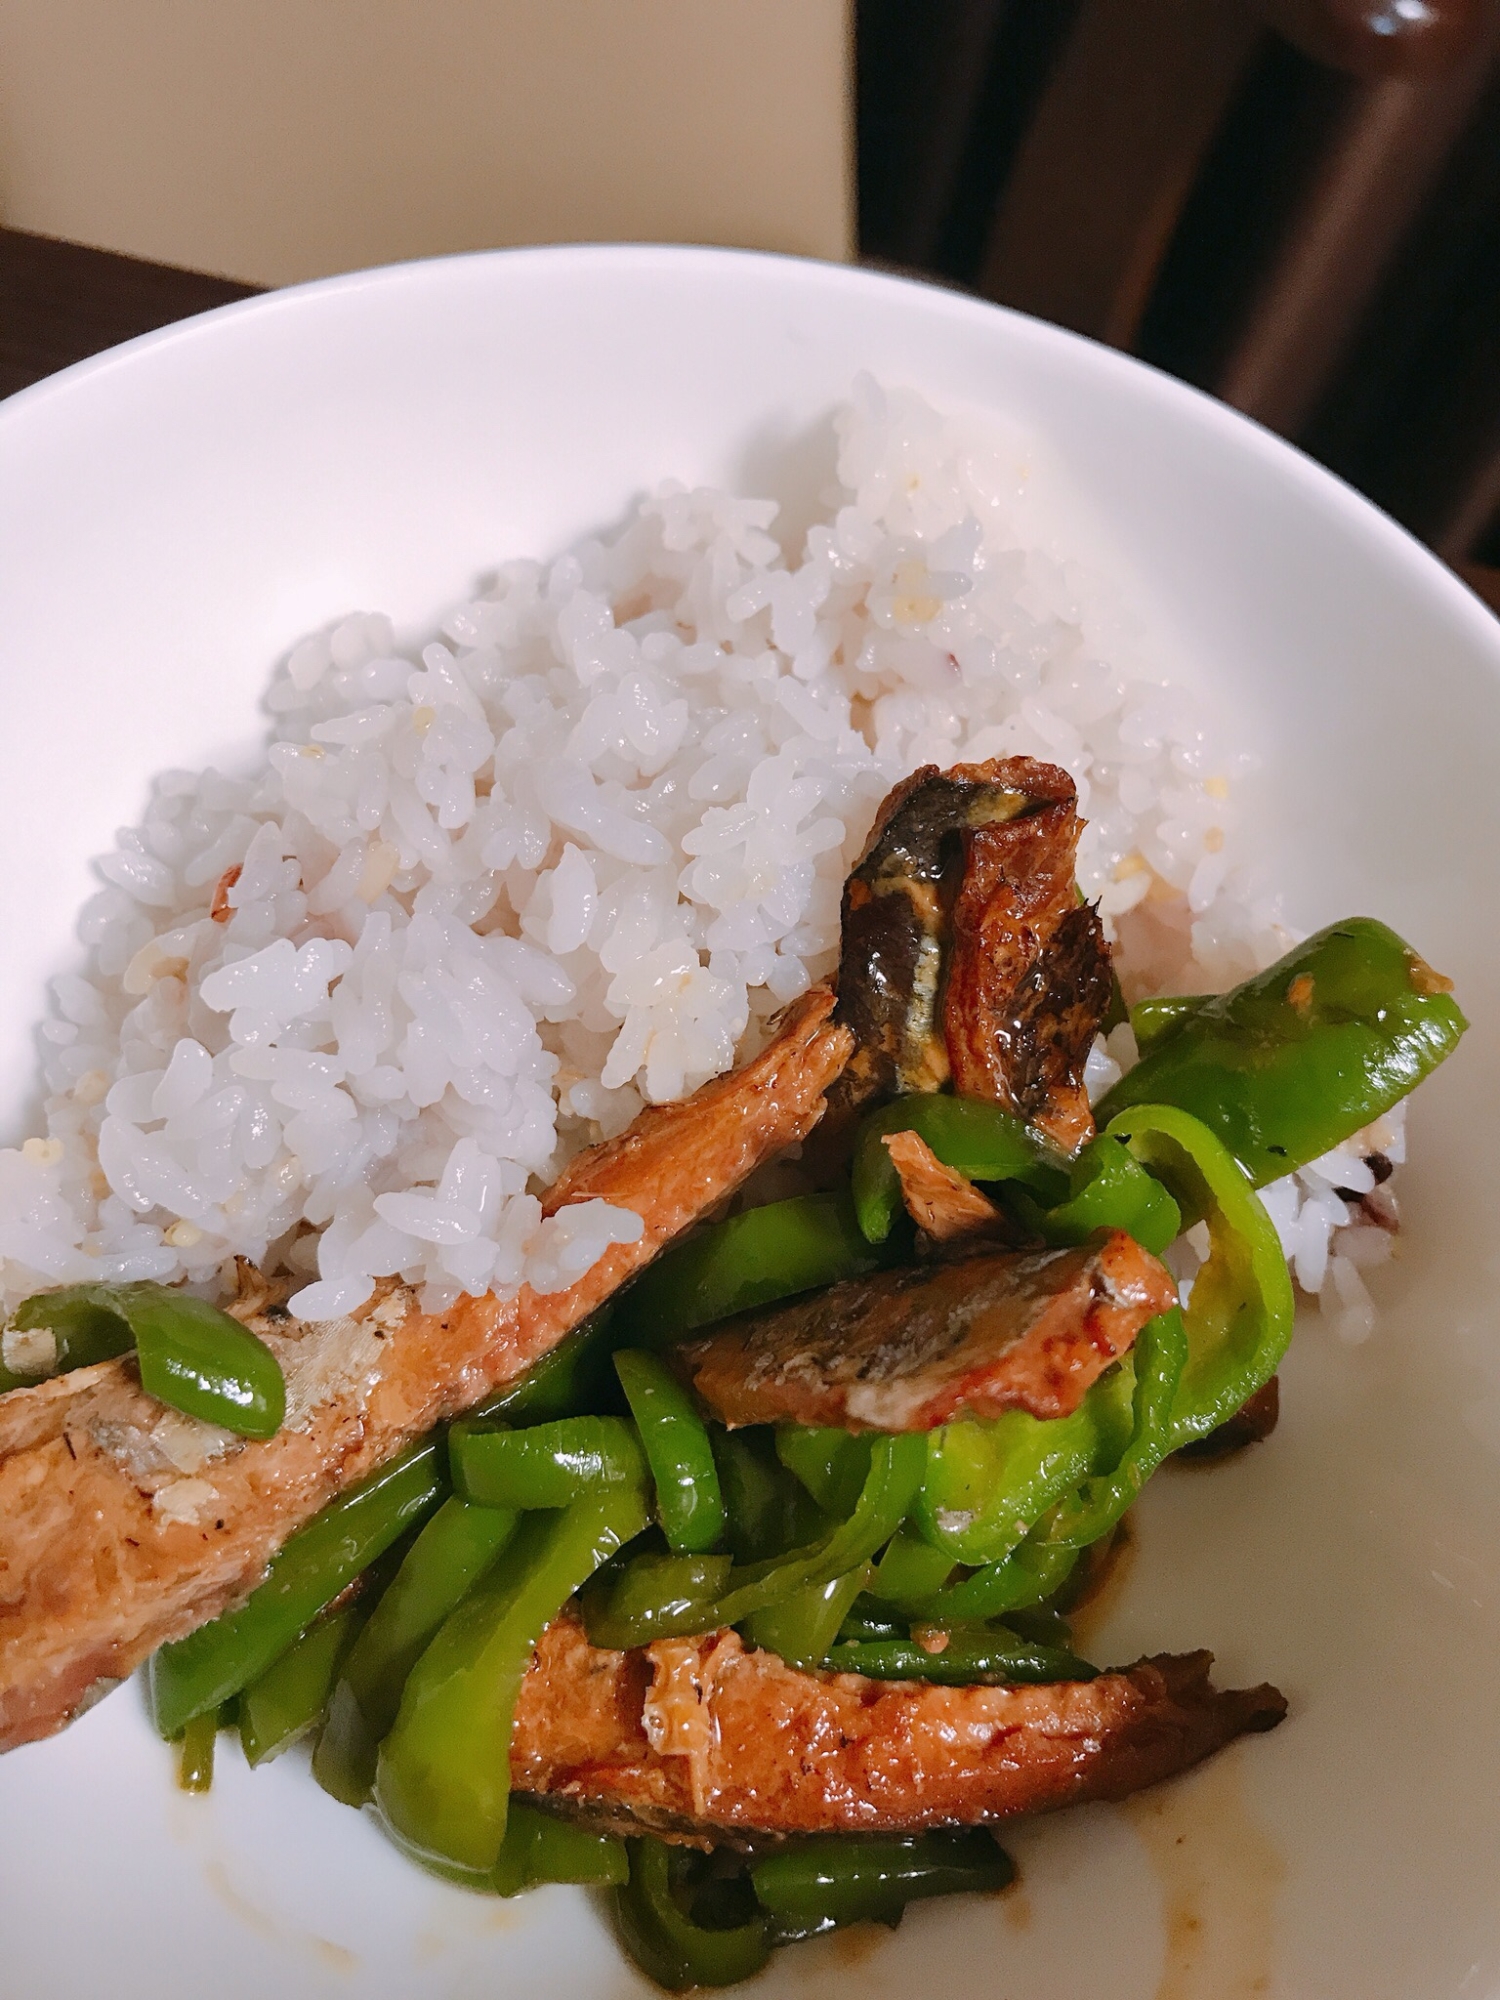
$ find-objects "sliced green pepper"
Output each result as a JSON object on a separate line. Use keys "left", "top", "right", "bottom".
{"left": 375, "top": 1480, "right": 649, "bottom": 1880}
{"left": 1042, "top": 1307, "right": 1187, "bottom": 1550}
{"left": 450, "top": 1416, "right": 646, "bottom": 1511}
{"left": 6, "top": 1286, "right": 135, "bottom": 1382}
{"left": 614, "top": 1350, "right": 725, "bottom": 1554}
{"left": 585, "top": 1434, "right": 926, "bottom": 1648}
{"left": 176, "top": 1707, "right": 221, "bottom": 1792}
{"left": 149, "top": 1438, "right": 443, "bottom": 1738}
{"left": 581, "top": 1548, "right": 733, "bottom": 1648}
{"left": 1107, "top": 1104, "right": 1294, "bottom": 1447}
{"left": 1020, "top": 1135, "right": 1181, "bottom": 1256}
{"left": 851, "top": 1094, "right": 1066, "bottom": 1245}
{"left": 314, "top": 1495, "right": 519, "bottom": 1807}
{"left": 824, "top": 1626, "right": 1095, "bottom": 1685}
{"left": 492, "top": 1799, "right": 628, "bottom": 1896}
{"left": 775, "top": 1425, "right": 871, "bottom": 1517}
{"left": 749, "top": 1830, "right": 1014, "bottom": 1941}
{"left": 1098, "top": 918, "right": 1466, "bottom": 1184}
{"left": 615, "top": 1839, "right": 770, "bottom": 1991}
{"left": 239, "top": 1596, "right": 367, "bottom": 1768}
{"left": 1129, "top": 993, "right": 1206, "bottom": 1053}
{"left": 868, "top": 1522, "right": 957, "bottom": 1611}
{"left": 11, "top": 1279, "right": 285, "bottom": 1437}
{"left": 739, "top": 1566, "right": 871, "bottom": 1670}
{"left": 469, "top": 1307, "right": 620, "bottom": 1424}
{"left": 713, "top": 1427, "right": 823, "bottom": 1562}
{"left": 614, "top": 1193, "right": 885, "bottom": 1347}
{"left": 909, "top": 1535, "right": 1079, "bottom": 1625}
{"left": 913, "top": 1365, "right": 1135, "bottom": 1568}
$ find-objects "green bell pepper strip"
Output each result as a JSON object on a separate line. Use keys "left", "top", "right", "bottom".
{"left": 584, "top": 1434, "right": 926, "bottom": 1649}
{"left": 1097, "top": 918, "right": 1467, "bottom": 1186}
{"left": 449, "top": 1416, "right": 646, "bottom": 1511}
{"left": 1107, "top": 1104, "right": 1294, "bottom": 1447}
{"left": 913, "top": 1364, "right": 1135, "bottom": 1568}
{"left": 176, "top": 1707, "right": 221, "bottom": 1793}
{"left": 823, "top": 1626, "right": 1095, "bottom": 1686}
{"left": 149, "top": 1438, "right": 444, "bottom": 1738}
{"left": 238, "top": 1596, "right": 367, "bottom": 1768}
{"left": 750, "top": 1830, "right": 1015, "bottom": 1942}
{"left": 851, "top": 1094, "right": 1067, "bottom": 1245}
{"left": 868, "top": 1522, "right": 957, "bottom": 1611}
{"left": 739, "top": 1566, "right": 872, "bottom": 1670}
{"left": 10, "top": 1279, "right": 285, "bottom": 1438}
{"left": 469, "top": 1307, "right": 619, "bottom": 1424}
{"left": 775, "top": 1425, "right": 871, "bottom": 1518}
{"left": 615, "top": 1839, "right": 770, "bottom": 1992}
{"left": 581, "top": 1549, "right": 733, "bottom": 1649}
{"left": 1017, "top": 1135, "right": 1182, "bottom": 1256}
{"left": 492, "top": 1799, "right": 628, "bottom": 1896}
{"left": 1041, "top": 1308, "right": 1187, "bottom": 1552}
{"left": 613, "top": 1350, "right": 726, "bottom": 1554}
{"left": 1129, "top": 993, "right": 1207, "bottom": 1053}
{"left": 712, "top": 1427, "right": 823, "bottom": 1562}
{"left": 375, "top": 1480, "right": 650, "bottom": 1880}
{"left": 614, "top": 1193, "right": 886, "bottom": 1348}
{"left": 5, "top": 1285, "right": 136, "bottom": 1387}
{"left": 908, "top": 1535, "right": 1079, "bottom": 1625}
{"left": 313, "top": 1494, "right": 519, "bottom": 1807}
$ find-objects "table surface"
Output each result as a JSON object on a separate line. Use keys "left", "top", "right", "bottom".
{"left": 4, "top": 222, "right": 1498, "bottom": 619}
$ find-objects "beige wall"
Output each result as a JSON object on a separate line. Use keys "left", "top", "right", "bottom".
{"left": 0, "top": 0, "right": 851, "bottom": 285}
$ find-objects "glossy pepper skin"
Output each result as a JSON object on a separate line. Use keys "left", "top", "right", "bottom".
{"left": 614, "top": 1193, "right": 885, "bottom": 1348}
{"left": 450, "top": 1416, "right": 646, "bottom": 1511}
{"left": 314, "top": 1495, "right": 518, "bottom": 1807}
{"left": 8, "top": 1279, "right": 286, "bottom": 1437}
{"left": 613, "top": 1349, "right": 726, "bottom": 1554}
{"left": 492, "top": 1799, "right": 627, "bottom": 1896}
{"left": 615, "top": 1839, "right": 770, "bottom": 1991}
{"left": 149, "top": 1439, "right": 443, "bottom": 1738}
{"left": 582, "top": 1433, "right": 925, "bottom": 1650}
{"left": 239, "top": 1597, "right": 367, "bottom": 1768}
{"left": 749, "top": 1830, "right": 1015, "bottom": 1940}
{"left": 374, "top": 1481, "right": 649, "bottom": 1881}
{"left": 1096, "top": 918, "right": 1466, "bottom": 1185}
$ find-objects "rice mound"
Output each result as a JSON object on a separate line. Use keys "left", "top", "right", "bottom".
{"left": 0, "top": 378, "right": 1393, "bottom": 1340}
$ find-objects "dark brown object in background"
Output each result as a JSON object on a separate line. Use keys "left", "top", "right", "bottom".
{"left": 978, "top": 0, "right": 1260, "bottom": 349}
{"left": 0, "top": 228, "right": 258, "bottom": 402}
{"left": 1266, "top": 0, "right": 1491, "bottom": 77}
{"left": 860, "top": 0, "right": 1500, "bottom": 590}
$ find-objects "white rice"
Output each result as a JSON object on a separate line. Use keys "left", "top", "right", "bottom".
{"left": 0, "top": 377, "right": 1394, "bottom": 1336}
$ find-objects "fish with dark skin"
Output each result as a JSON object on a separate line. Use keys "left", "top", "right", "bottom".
{"left": 0, "top": 987, "right": 853, "bottom": 1752}
{"left": 673, "top": 1229, "right": 1180, "bottom": 1432}
{"left": 827, "top": 756, "right": 1112, "bottom": 1155}
{"left": 510, "top": 1615, "right": 1287, "bottom": 1844}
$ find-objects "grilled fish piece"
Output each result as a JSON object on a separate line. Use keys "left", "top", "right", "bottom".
{"left": 881, "top": 1128, "right": 1010, "bottom": 1244}
{"left": 0, "top": 988, "right": 853, "bottom": 1752}
{"left": 828, "top": 757, "right": 1112, "bottom": 1155}
{"left": 673, "top": 1229, "right": 1178, "bottom": 1432}
{"left": 942, "top": 761, "right": 1111, "bottom": 1153}
{"left": 511, "top": 1615, "right": 1286, "bottom": 1844}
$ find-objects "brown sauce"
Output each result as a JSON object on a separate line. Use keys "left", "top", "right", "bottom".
{"left": 1124, "top": 1746, "right": 1285, "bottom": 2000}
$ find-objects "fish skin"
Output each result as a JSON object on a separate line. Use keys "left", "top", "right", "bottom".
{"left": 674, "top": 1228, "right": 1179, "bottom": 1432}
{"left": 510, "top": 1615, "right": 1287, "bottom": 1844}
{"left": 942, "top": 760, "right": 1112, "bottom": 1153}
{"left": 0, "top": 988, "right": 852, "bottom": 1753}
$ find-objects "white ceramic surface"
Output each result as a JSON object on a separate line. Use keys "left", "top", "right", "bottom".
{"left": 1, "top": 246, "right": 1498, "bottom": 2000}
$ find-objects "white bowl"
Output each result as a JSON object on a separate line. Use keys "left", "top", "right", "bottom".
{"left": 1, "top": 246, "right": 1498, "bottom": 2000}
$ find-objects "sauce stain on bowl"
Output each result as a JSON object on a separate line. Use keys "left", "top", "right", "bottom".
{"left": 1125, "top": 1747, "right": 1285, "bottom": 2000}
